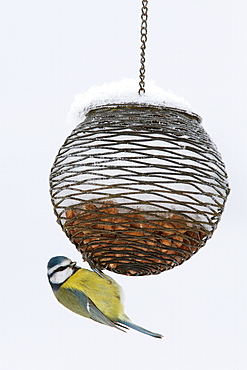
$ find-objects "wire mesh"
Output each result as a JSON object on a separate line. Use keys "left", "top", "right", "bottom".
{"left": 50, "top": 104, "right": 230, "bottom": 276}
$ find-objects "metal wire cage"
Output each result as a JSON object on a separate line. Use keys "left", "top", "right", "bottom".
{"left": 50, "top": 104, "right": 230, "bottom": 276}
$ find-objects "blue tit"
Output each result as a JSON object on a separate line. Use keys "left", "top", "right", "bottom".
{"left": 47, "top": 256, "right": 163, "bottom": 338}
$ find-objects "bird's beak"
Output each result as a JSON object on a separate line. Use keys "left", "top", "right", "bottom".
{"left": 70, "top": 261, "right": 77, "bottom": 267}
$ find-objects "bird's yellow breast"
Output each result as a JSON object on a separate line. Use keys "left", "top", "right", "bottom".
{"left": 60, "top": 269, "right": 124, "bottom": 320}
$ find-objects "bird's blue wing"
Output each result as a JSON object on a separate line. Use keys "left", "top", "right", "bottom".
{"left": 67, "top": 288, "right": 127, "bottom": 332}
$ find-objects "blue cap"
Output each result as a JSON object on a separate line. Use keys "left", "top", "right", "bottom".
{"left": 47, "top": 256, "right": 69, "bottom": 269}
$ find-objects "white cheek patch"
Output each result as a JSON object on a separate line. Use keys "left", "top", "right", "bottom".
{"left": 49, "top": 267, "right": 73, "bottom": 285}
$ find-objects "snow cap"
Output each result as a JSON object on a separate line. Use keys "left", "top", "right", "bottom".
{"left": 66, "top": 79, "right": 193, "bottom": 126}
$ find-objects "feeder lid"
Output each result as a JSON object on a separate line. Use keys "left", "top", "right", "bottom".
{"left": 66, "top": 79, "right": 193, "bottom": 126}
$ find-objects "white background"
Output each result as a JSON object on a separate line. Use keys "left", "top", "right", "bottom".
{"left": 1, "top": 1, "right": 246, "bottom": 369}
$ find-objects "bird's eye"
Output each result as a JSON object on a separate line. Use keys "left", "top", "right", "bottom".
{"left": 48, "top": 265, "right": 70, "bottom": 277}
{"left": 55, "top": 265, "right": 70, "bottom": 272}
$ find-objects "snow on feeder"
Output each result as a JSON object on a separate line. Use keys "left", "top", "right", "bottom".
{"left": 50, "top": 80, "right": 230, "bottom": 276}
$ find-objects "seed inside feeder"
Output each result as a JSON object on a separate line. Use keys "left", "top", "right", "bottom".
{"left": 64, "top": 201, "right": 207, "bottom": 276}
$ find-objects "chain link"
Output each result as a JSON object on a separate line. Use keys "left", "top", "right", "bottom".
{"left": 138, "top": 0, "right": 148, "bottom": 95}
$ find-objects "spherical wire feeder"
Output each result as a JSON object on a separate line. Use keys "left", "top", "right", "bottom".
{"left": 50, "top": 102, "right": 230, "bottom": 276}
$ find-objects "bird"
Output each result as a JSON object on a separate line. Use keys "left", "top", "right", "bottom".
{"left": 47, "top": 256, "right": 163, "bottom": 338}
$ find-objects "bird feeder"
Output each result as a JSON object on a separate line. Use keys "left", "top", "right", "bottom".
{"left": 50, "top": 81, "right": 230, "bottom": 276}
{"left": 50, "top": 2, "right": 229, "bottom": 276}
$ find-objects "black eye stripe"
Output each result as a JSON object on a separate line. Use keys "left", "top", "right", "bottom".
{"left": 48, "top": 265, "right": 70, "bottom": 278}
{"left": 56, "top": 265, "right": 70, "bottom": 272}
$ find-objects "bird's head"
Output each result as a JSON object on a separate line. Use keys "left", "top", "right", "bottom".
{"left": 47, "top": 256, "right": 79, "bottom": 291}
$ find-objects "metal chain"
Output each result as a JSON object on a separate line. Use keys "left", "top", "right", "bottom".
{"left": 138, "top": 0, "right": 148, "bottom": 95}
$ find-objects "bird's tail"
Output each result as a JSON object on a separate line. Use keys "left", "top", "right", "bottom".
{"left": 118, "top": 318, "right": 163, "bottom": 339}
